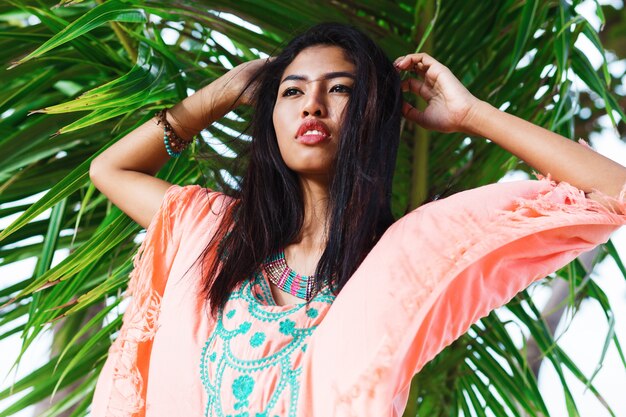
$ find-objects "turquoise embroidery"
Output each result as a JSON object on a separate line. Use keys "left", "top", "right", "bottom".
{"left": 278, "top": 319, "right": 295, "bottom": 335}
{"left": 239, "top": 321, "right": 252, "bottom": 334}
{"left": 232, "top": 374, "right": 255, "bottom": 409}
{"left": 250, "top": 332, "right": 265, "bottom": 348}
{"left": 200, "top": 270, "right": 335, "bottom": 417}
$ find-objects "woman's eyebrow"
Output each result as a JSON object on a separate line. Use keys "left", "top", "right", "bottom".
{"left": 280, "top": 71, "right": 355, "bottom": 84}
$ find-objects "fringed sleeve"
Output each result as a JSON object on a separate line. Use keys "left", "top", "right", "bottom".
{"left": 297, "top": 177, "right": 626, "bottom": 417}
{"left": 91, "top": 184, "right": 217, "bottom": 417}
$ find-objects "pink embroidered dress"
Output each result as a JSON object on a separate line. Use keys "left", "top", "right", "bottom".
{"left": 91, "top": 177, "right": 626, "bottom": 417}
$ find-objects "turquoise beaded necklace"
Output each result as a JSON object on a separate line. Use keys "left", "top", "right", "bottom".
{"left": 262, "top": 249, "right": 314, "bottom": 301}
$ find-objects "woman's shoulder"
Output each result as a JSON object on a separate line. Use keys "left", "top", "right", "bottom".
{"left": 163, "top": 183, "right": 237, "bottom": 215}
{"left": 165, "top": 183, "right": 236, "bottom": 203}
{"left": 152, "top": 183, "right": 238, "bottom": 243}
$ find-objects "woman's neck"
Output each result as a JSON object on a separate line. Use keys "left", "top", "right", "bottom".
{"left": 278, "top": 176, "right": 329, "bottom": 277}
{"left": 295, "top": 174, "right": 330, "bottom": 250}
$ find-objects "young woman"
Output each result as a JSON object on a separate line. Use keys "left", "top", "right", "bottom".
{"left": 89, "top": 23, "right": 626, "bottom": 417}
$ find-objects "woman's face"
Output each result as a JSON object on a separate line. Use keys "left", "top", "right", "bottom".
{"left": 272, "top": 45, "right": 356, "bottom": 181}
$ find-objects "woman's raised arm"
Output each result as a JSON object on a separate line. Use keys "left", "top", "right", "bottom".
{"left": 89, "top": 59, "right": 266, "bottom": 229}
{"left": 395, "top": 52, "right": 626, "bottom": 213}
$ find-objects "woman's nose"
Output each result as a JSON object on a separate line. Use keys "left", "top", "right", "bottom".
{"left": 301, "top": 88, "right": 327, "bottom": 117}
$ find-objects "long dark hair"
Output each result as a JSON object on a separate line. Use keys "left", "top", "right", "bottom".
{"left": 194, "top": 22, "right": 402, "bottom": 319}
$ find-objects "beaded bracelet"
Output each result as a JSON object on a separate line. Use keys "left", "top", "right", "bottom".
{"left": 155, "top": 108, "right": 193, "bottom": 158}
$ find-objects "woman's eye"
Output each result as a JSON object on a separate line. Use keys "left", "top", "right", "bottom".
{"left": 282, "top": 88, "right": 301, "bottom": 97}
{"left": 330, "top": 85, "right": 352, "bottom": 93}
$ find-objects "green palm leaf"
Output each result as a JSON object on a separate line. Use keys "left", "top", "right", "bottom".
{"left": 8, "top": 0, "right": 144, "bottom": 68}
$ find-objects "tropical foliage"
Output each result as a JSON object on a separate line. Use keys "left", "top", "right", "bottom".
{"left": 0, "top": 0, "right": 624, "bottom": 416}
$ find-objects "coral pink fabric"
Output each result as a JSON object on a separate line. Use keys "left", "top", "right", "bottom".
{"left": 91, "top": 178, "right": 626, "bottom": 417}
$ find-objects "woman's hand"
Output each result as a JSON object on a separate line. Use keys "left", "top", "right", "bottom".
{"left": 394, "top": 56, "right": 626, "bottom": 209}
{"left": 194, "top": 57, "right": 271, "bottom": 126}
{"left": 220, "top": 57, "right": 272, "bottom": 108}
{"left": 394, "top": 53, "right": 481, "bottom": 133}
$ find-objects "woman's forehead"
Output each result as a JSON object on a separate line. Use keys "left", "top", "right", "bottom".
{"left": 282, "top": 45, "right": 355, "bottom": 79}
{"left": 279, "top": 71, "right": 355, "bottom": 86}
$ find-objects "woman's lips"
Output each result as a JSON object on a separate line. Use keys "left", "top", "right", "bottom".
{"left": 296, "top": 119, "right": 331, "bottom": 145}
{"left": 296, "top": 131, "right": 329, "bottom": 145}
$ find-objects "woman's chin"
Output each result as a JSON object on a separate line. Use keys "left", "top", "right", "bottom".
{"left": 284, "top": 156, "right": 333, "bottom": 171}
{"left": 288, "top": 165, "right": 334, "bottom": 182}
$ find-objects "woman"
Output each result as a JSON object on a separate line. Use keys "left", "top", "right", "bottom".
{"left": 89, "top": 23, "right": 626, "bottom": 417}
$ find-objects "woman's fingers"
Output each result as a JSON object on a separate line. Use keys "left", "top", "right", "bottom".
{"left": 401, "top": 78, "right": 421, "bottom": 93}
{"left": 402, "top": 101, "right": 425, "bottom": 125}
{"left": 400, "top": 75, "right": 433, "bottom": 126}
{"left": 401, "top": 77, "right": 434, "bottom": 101}
{"left": 393, "top": 52, "right": 439, "bottom": 73}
